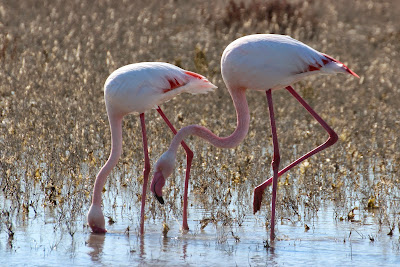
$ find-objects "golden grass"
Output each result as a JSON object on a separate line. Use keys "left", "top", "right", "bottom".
{"left": 1, "top": 0, "right": 399, "bottom": 236}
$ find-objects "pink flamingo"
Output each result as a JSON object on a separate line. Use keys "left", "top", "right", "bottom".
{"left": 150, "top": 34, "right": 358, "bottom": 240}
{"left": 87, "top": 62, "right": 216, "bottom": 234}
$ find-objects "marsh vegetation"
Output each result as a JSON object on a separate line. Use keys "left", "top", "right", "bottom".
{"left": 1, "top": 0, "right": 399, "bottom": 265}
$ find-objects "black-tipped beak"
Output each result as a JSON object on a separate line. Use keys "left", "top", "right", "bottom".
{"left": 154, "top": 194, "right": 165, "bottom": 204}
{"left": 151, "top": 170, "right": 166, "bottom": 205}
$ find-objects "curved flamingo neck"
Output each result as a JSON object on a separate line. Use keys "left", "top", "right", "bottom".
{"left": 169, "top": 86, "right": 249, "bottom": 153}
{"left": 92, "top": 113, "right": 123, "bottom": 206}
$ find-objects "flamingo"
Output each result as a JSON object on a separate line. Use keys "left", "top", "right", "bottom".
{"left": 87, "top": 62, "right": 217, "bottom": 234}
{"left": 150, "top": 34, "right": 359, "bottom": 240}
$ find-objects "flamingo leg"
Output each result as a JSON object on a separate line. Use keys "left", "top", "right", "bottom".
{"left": 266, "top": 89, "right": 280, "bottom": 241}
{"left": 139, "top": 113, "right": 150, "bottom": 235}
{"left": 156, "top": 107, "right": 193, "bottom": 231}
{"left": 253, "top": 86, "right": 338, "bottom": 213}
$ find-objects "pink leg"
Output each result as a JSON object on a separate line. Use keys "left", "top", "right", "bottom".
{"left": 253, "top": 86, "right": 338, "bottom": 213}
{"left": 266, "top": 89, "right": 280, "bottom": 241}
{"left": 156, "top": 107, "right": 193, "bottom": 231}
{"left": 139, "top": 113, "right": 150, "bottom": 235}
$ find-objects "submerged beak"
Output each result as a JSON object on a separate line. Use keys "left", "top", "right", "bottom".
{"left": 89, "top": 225, "right": 107, "bottom": 234}
{"left": 151, "top": 171, "right": 165, "bottom": 204}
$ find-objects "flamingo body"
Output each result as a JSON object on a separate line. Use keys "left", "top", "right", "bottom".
{"left": 88, "top": 62, "right": 216, "bottom": 234}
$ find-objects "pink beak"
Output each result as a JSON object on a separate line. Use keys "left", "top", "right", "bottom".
{"left": 151, "top": 171, "right": 165, "bottom": 204}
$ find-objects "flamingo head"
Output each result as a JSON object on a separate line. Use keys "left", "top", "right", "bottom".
{"left": 87, "top": 204, "right": 107, "bottom": 234}
{"left": 150, "top": 150, "right": 176, "bottom": 204}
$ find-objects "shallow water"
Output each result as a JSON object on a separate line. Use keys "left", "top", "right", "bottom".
{"left": 2, "top": 189, "right": 400, "bottom": 267}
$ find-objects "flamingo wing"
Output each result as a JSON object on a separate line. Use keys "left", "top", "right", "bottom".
{"left": 221, "top": 34, "right": 357, "bottom": 91}
{"left": 104, "top": 62, "right": 216, "bottom": 115}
